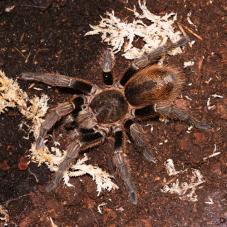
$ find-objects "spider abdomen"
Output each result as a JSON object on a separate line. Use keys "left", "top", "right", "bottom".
{"left": 90, "top": 90, "right": 128, "bottom": 123}
{"left": 124, "top": 65, "right": 184, "bottom": 107}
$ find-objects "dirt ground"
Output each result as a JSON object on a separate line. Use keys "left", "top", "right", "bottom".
{"left": 0, "top": 0, "right": 226, "bottom": 226}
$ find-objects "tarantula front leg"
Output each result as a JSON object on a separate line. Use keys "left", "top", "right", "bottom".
{"left": 130, "top": 123, "right": 157, "bottom": 163}
{"left": 46, "top": 129, "right": 105, "bottom": 192}
{"left": 21, "top": 72, "right": 94, "bottom": 94}
{"left": 113, "top": 129, "right": 137, "bottom": 205}
{"left": 36, "top": 96, "right": 82, "bottom": 148}
{"left": 155, "top": 105, "right": 211, "bottom": 130}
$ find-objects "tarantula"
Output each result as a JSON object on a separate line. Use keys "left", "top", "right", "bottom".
{"left": 21, "top": 36, "right": 209, "bottom": 204}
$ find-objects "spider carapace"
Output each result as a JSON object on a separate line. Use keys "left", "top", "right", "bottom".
{"left": 90, "top": 89, "right": 128, "bottom": 123}
{"left": 21, "top": 36, "right": 210, "bottom": 205}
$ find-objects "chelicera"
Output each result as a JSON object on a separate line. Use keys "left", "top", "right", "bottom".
{"left": 21, "top": 36, "right": 209, "bottom": 204}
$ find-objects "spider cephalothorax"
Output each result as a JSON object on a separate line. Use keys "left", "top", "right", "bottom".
{"left": 21, "top": 36, "right": 210, "bottom": 204}
{"left": 90, "top": 89, "right": 129, "bottom": 123}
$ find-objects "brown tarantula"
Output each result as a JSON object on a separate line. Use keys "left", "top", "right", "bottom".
{"left": 21, "top": 36, "right": 209, "bottom": 204}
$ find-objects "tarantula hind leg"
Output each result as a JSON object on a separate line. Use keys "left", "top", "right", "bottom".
{"left": 156, "top": 105, "right": 211, "bottom": 130}
{"left": 113, "top": 129, "right": 137, "bottom": 205}
{"left": 21, "top": 72, "right": 93, "bottom": 94}
{"left": 46, "top": 129, "right": 105, "bottom": 192}
{"left": 130, "top": 123, "right": 157, "bottom": 163}
{"left": 36, "top": 97, "right": 81, "bottom": 148}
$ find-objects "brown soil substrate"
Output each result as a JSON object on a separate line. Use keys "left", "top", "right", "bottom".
{"left": 0, "top": 0, "right": 226, "bottom": 226}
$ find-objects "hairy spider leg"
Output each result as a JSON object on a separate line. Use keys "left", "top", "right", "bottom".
{"left": 21, "top": 72, "right": 93, "bottom": 94}
{"left": 132, "top": 36, "right": 190, "bottom": 70}
{"left": 113, "top": 129, "right": 137, "bottom": 205}
{"left": 155, "top": 105, "right": 211, "bottom": 130}
{"left": 46, "top": 138, "right": 80, "bottom": 192}
{"left": 79, "top": 130, "right": 104, "bottom": 150}
{"left": 130, "top": 123, "right": 157, "bottom": 163}
{"left": 36, "top": 96, "right": 83, "bottom": 148}
{"left": 62, "top": 97, "right": 85, "bottom": 131}
{"left": 120, "top": 36, "right": 190, "bottom": 86}
{"left": 46, "top": 130, "right": 105, "bottom": 192}
{"left": 101, "top": 49, "right": 115, "bottom": 85}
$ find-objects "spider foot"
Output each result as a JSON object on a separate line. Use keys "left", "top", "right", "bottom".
{"left": 127, "top": 181, "right": 138, "bottom": 205}
{"left": 113, "top": 129, "right": 138, "bottom": 205}
{"left": 114, "top": 151, "right": 138, "bottom": 205}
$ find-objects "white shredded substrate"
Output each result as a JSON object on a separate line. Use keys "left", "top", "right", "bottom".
{"left": 0, "top": 70, "right": 49, "bottom": 138}
{"left": 0, "top": 70, "right": 28, "bottom": 114}
{"left": 49, "top": 217, "right": 58, "bottom": 227}
{"left": 207, "top": 94, "right": 224, "bottom": 110}
{"left": 203, "top": 144, "right": 221, "bottom": 161}
{"left": 205, "top": 196, "right": 214, "bottom": 205}
{"left": 186, "top": 12, "right": 197, "bottom": 30}
{"left": 0, "top": 204, "right": 9, "bottom": 222}
{"left": 183, "top": 60, "right": 195, "bottom": 68}
{"left": 186, "top": 125, "right": 193, "bottom": 133}
{"left": 63, "top": 154, "right": 118, "bottom": 195}
{"left": 165, "top": 159, "right": 182, "bottom": 176}
{"left": 161, "top": 168, "right": 205, "bottom": 202}
{"left": 162, "top": 159, "right": 205, "bottom": 202}
{"left": 97, "top": 202, "right": 107, "bottom": 214}
{"left": 86, "top": 0, "right": 185, "bottom": 59}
